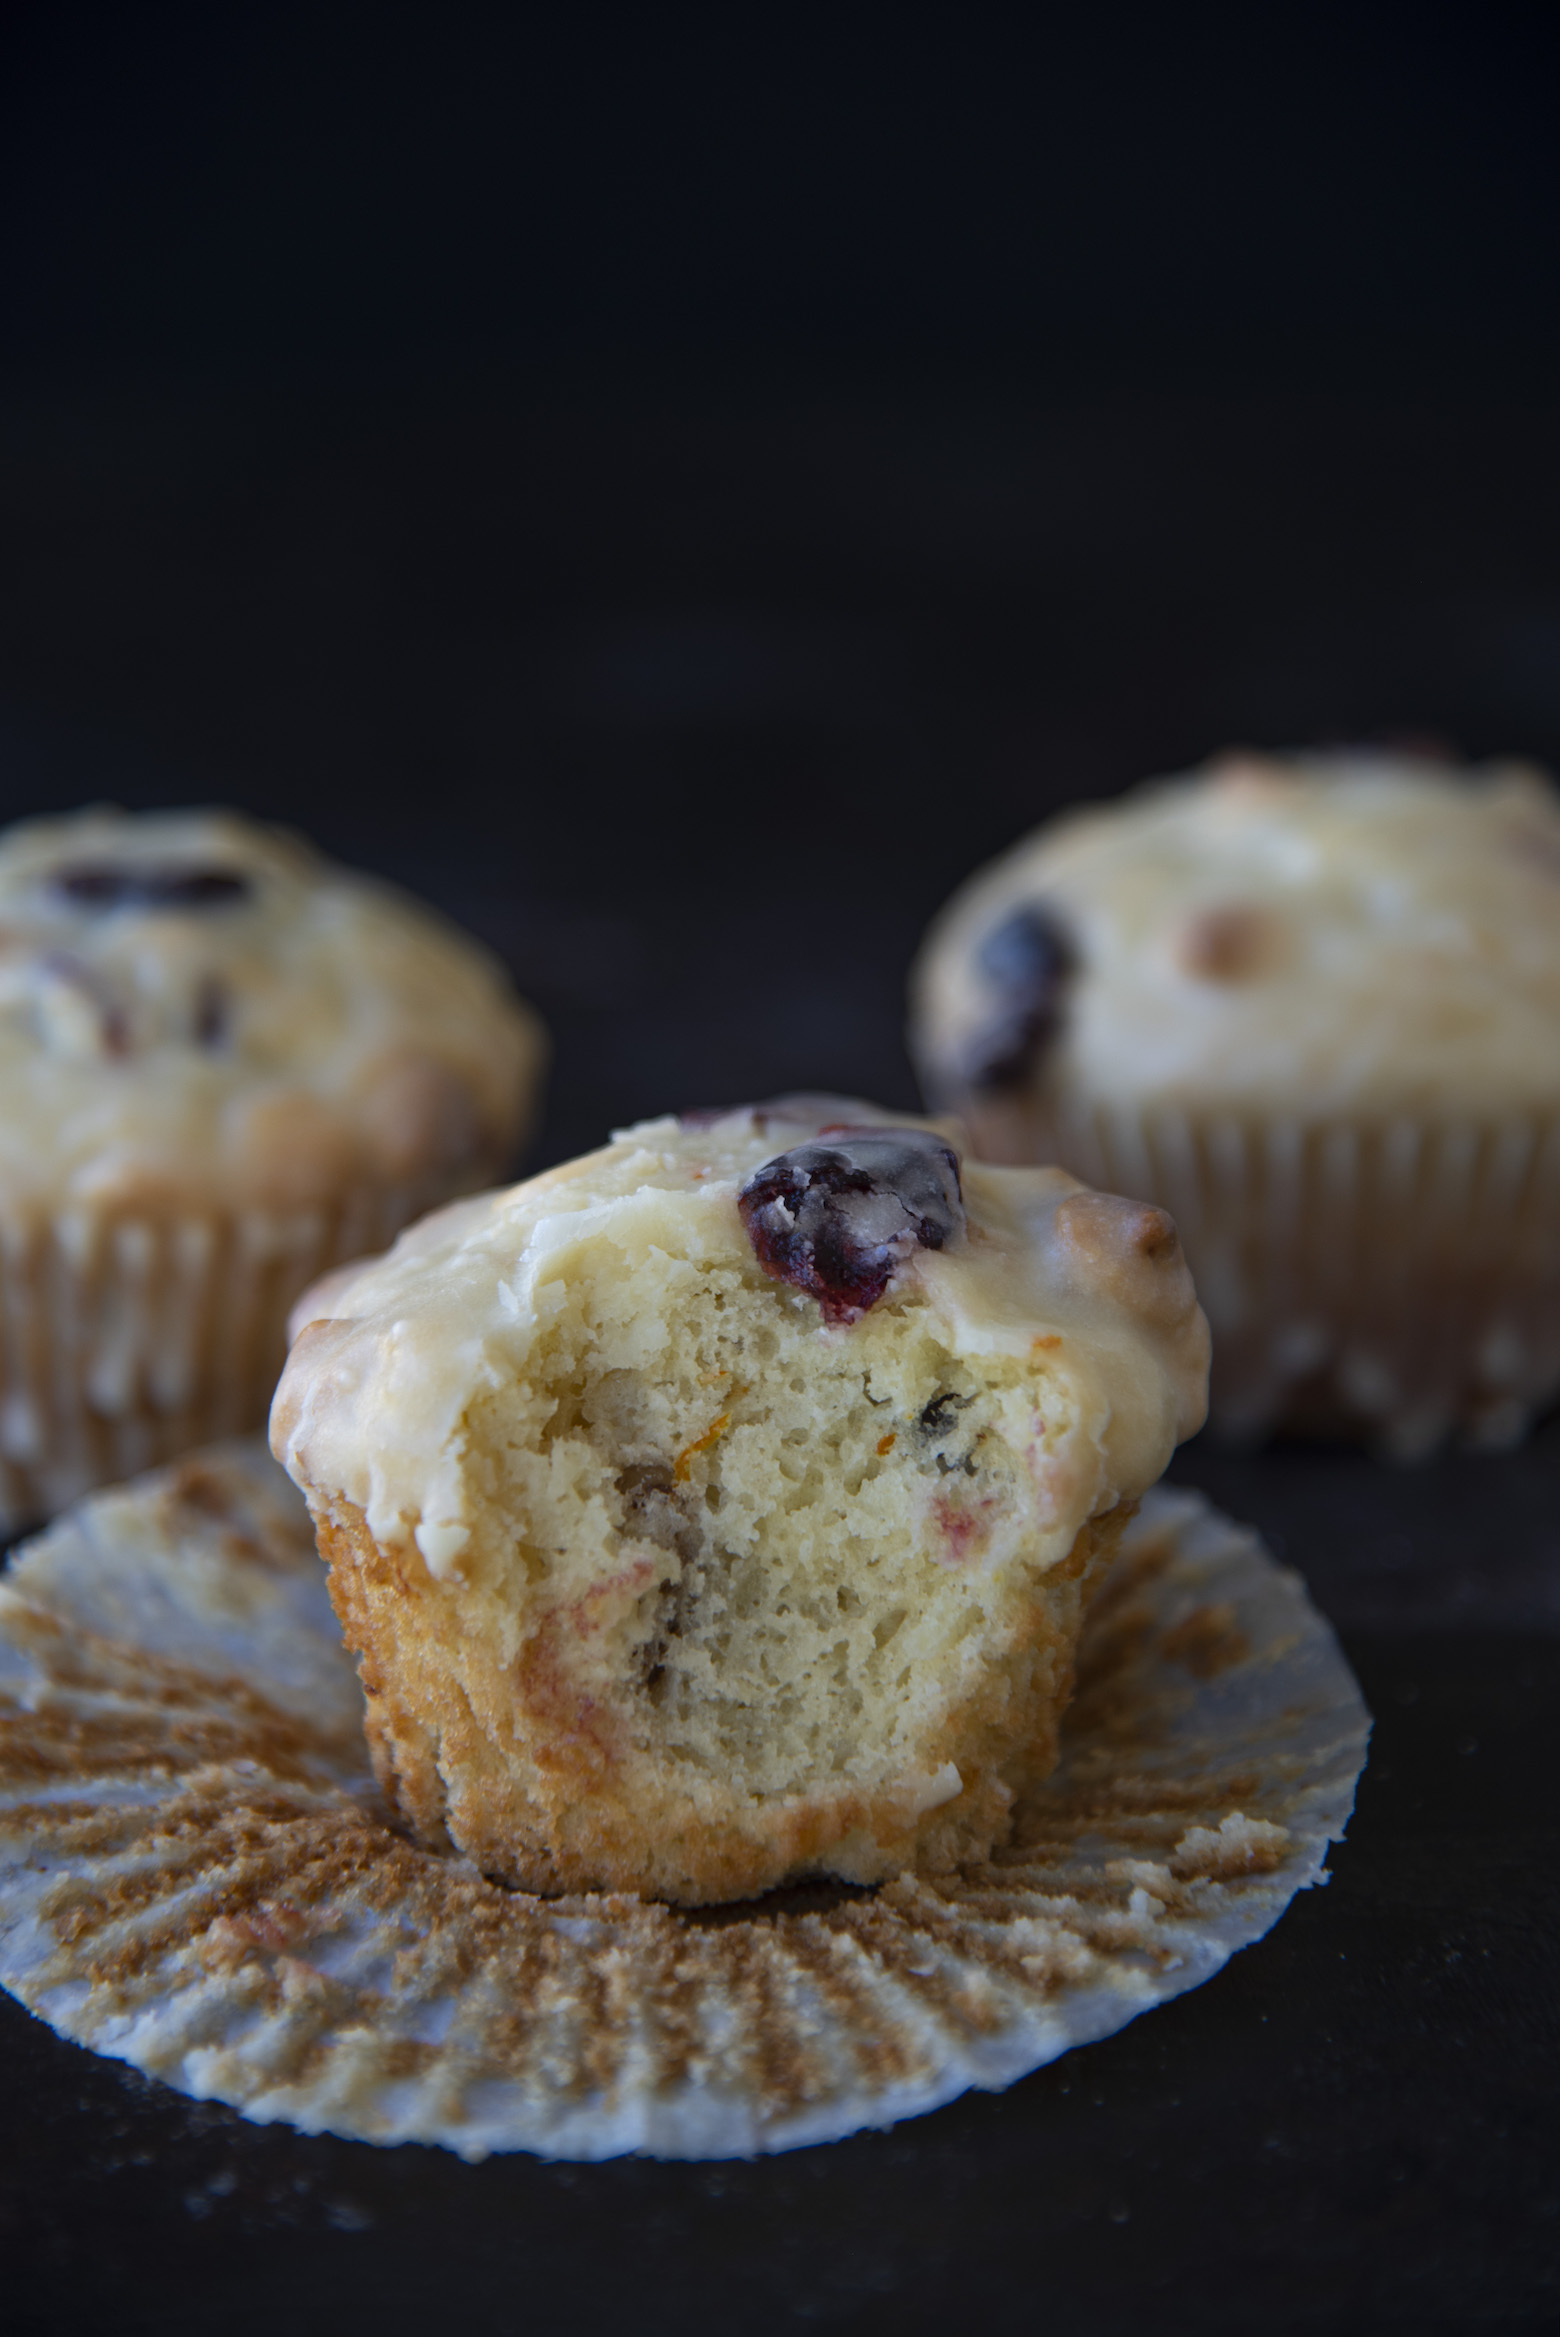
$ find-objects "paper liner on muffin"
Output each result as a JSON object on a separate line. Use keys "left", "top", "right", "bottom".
{"left": 0, "top": 803, "right": 550, "bottom": 1533}
{"left": 0, "top": 1440, "right": 1369, "bottom": 2160}
{"left": 0, "top": 1166, "right": 523, "bottom": 1536}
{"left": 958, "top": 1091, "right": 1560, "bottom": 1458}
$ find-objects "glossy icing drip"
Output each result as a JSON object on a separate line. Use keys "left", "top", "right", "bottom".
{"left": 273, "top": 1099, "right": 1209, "bottom": 1573}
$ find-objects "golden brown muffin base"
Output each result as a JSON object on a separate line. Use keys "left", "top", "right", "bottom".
{"left": 316, "top": 1494, "right": 1131, "bottom": 1907}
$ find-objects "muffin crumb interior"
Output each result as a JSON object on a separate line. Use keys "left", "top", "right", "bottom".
{"left": 458, "top": 1241, "right": 1073, "bottom": 1802}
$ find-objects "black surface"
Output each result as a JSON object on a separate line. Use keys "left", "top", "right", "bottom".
{"left": 3, "top": 13, "right": 1560, "bottom": 2326}
{"left": 1, "top": 1629, "right": 1554, "bottom": 2337}
{"left": 0, "top": 376, "right": 1558, "bottom": 2334}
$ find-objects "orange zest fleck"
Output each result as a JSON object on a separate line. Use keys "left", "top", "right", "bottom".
{"left": 674, "top": 1412, "right": 731, "bottom": 1481}
{"left": 876, "top": 1432, "right": 897, "bottom": 1456}
{"left": 1031, "top": 1334, "right": 1062, "bottom": 1352}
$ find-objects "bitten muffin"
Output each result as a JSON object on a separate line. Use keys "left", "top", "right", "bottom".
{"left": 0, "top": 805, "right": 544, "bottom": 1527}
{"left": 910, "top": 749, "right": 1560, "bottom": 1452}
{"left": 272, "top": 1097, "right": 1208, "bottom": 1905}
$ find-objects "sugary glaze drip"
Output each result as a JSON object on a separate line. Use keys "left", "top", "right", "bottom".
{"left": 274, "top": 1098, "right": 1211, "bottom": 1586}
{"left": 737, "top": 1126, "right": 965, "bottom": 1323}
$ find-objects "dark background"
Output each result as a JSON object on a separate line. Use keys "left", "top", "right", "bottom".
{"left": 2, "top": 6, "right": 1558, "bottom": 2330}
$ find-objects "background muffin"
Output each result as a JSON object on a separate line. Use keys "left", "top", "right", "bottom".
{"left": 0, "top": 805, "right": 545, "bottom": 1527}
{"left": 911, "top": 750, "right": 1560, "bottom": 1454}
{"left": 273, "top": 1098, "right": 1208, "bottom": 1905}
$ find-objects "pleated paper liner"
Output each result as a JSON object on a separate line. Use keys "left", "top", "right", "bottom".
{"left": 0, "top": 1171, "right": 507, "bottom": 1536}
{"left": 0, "top": 1441, "right": 1369, "bottom": 2161}
{"left": 962, "top": 1092, "right": 1560, "bottom": 1456}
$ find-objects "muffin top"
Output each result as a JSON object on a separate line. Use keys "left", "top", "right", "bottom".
{"left": 0, "top": 806, "right": 543, "bottom": 1212}
{"left": 912, "top": 751, "right": 1560, "bottom": 1119}
{"left": 272, "top": 1097, "right": 1209, "bottom": 1580}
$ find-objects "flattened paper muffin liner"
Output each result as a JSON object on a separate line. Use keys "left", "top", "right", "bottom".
{"left": 0, "top": 1177, "right": 487, "bottom": 1534}
{"left": 0, "top": 1442, "right": 1369, "bottom": 2161}
{"left": 990, "top": 1097, "right": 1560, "bottom": 1458}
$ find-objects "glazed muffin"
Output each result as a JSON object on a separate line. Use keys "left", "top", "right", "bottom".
{"left": 272, "top": 1097, "right": 1208, "bottom": 1905}
{"left": 0, "top": 805, "right": 544, "bottom": 1528}
{"left": 911, "top": 749, "right": 1560, "bottom": 1453}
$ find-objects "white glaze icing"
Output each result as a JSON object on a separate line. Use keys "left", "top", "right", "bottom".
{"left": 271, "top": 1101, "right": 1209, "bottom": 1574}
{"left": 912, "top": 751, "right": 1560, "bottom": 1118}
{"left": 0, "top": 807, "right": 543, "bottom": 1210}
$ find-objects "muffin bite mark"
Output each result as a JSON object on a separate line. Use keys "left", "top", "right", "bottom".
{"left": 275, "top": 1106, "right": 1209, "bottom": 1902}
{"left": 455, "top": 1260, "right": 1076, "bottom": 1814}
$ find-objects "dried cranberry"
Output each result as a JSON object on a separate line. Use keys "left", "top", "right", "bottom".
{"left": 965, "top": 901, "right": 1074, "bottom": 1089}
{"left": 738, "top": 1127, "right": 964, "bottom": 1324}
{"left": 193, "top": 973, "right": 229, "bottom": 1047}
{"left": 51, "top": 863, "right": 252, "bottom": 911}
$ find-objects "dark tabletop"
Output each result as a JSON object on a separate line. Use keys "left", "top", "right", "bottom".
{"left": 0, "top": 361, "right": 1559, "bottom": 2334}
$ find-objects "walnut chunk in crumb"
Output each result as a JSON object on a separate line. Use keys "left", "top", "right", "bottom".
{"left": 1176, "top": 904, "right": 1277, "bottom": 982}
{"left": 1054, "top": 1191, "right": 1202, "bottom": 1334}
{"left": 1206, "top": 750, "right": 1294, "bottom": 802}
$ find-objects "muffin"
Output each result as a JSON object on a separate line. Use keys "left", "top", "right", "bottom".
{"left": 0, "top": 1438, "right": 1367, "bottom": 2159}
{"left": 272, "top": 1096, "right": 1208, "bottom": 1905}
{"left": 0, "top": 804, "right": 544, "bottom": 1528}
{"left": 910, "top": 748, "right": 1560, "bottom": 1453}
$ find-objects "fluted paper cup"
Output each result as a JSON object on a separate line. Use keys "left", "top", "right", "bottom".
{"left": 0, "top": 1170, "right": 479, "bottom": 1533}
{"left": 963, "top": 1094, "right": 1560, "bottom": 1457}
